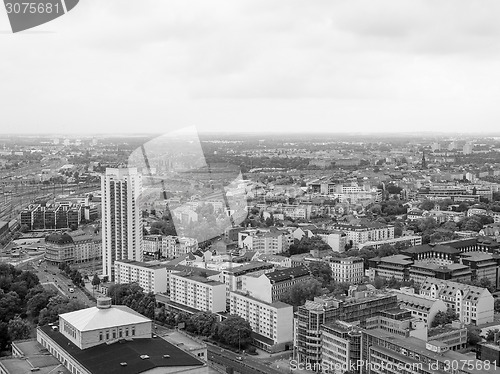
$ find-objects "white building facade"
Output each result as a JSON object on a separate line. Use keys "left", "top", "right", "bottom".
{"left": 101, "top": 168, "right": 143, "bottom": 281}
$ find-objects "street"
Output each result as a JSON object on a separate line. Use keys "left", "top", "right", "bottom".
{"left": 207, "top": 344, "right": 284, "bottom": 374}
{"left": 32, "top": 261, "right": 96, "bottom": 308}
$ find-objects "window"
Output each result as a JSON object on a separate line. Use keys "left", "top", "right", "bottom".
{"left": 106, "top": 331, "right": 109, "bottom": 340}
{"left": 132, "top": 327, "right": 135, "bottom": 336}
{"left": 99, "top": 332, "right": 103, "bottom": 341}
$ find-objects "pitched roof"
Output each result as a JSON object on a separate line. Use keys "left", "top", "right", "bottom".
{"left": 60, "top": 305, "right": 151, "bottom": 332}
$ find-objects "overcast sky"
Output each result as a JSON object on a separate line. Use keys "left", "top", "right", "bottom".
{"left": 1, "top": 0, "right": 500, "bottom": 135}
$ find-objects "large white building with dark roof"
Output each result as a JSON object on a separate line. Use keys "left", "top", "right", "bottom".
{"left": 36, "top": 297, "right": 207, "bottom": 374}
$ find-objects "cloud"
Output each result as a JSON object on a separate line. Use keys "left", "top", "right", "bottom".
{"left": 1, "top": 0, "right": 500, "bottom": 133}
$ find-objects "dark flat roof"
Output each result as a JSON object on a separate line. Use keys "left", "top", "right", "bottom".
{"left": 39, "top": 325, "right": 203, "bottom": 374}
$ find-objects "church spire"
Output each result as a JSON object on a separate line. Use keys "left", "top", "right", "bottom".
{"left": 421, "top": 150, "right": 427, "bottom": 169}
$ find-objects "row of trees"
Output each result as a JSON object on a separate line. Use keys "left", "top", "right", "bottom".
{"left": 58, "top": 262, "right": 85, "bottom": 287}
{"left": 0, "top": 263, "right": 86, "bottom": 351}
{"left": 186, "top": 312, "right": 252, "bottom": 350}
{"left": 106, "top": 283, "right": 156, "bottom": 319}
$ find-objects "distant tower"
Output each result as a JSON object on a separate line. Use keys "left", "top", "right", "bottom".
{"left": 421, "top": 151, "right": 427, "bottom": 169}
{"left": 101, "top": 168, "right": 143, "bottom": 281}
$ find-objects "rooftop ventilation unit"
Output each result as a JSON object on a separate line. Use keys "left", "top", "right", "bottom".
{"left": 120, "top": 362, "right": 127, "bottom": 366}
{"left": 140, "top": 355, "right": 150, "bottom": 359}
{"left": 163, "top": 354, "right": 170, "bottom": 358}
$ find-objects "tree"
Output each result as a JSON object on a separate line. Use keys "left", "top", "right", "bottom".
{"left": 419, "top": 200, "right": 435, "bottom": 211}
{"left": 463, "top": 217, "right": 483, "bottom": 232}
{"left": 307, "top": 261, "right": 332, "bottom": 287}
{"left": 373, "top": 276, "right": 385, "bottom": 289}
{"left": 215, "top": 315, "right": 252, "bottom": 350}
{"left": 431, "top": 308, "right": 458, "bottom": 327}
{"left": 282, "top": 278, "right": 322, "bottom": 307}
{"left": 0, "top": 291, "right": 22, "bottom": 323}
{"left": 441, "top": 222, "right": 457, "bottom": 232}
{"left": 27, "top": 290, "right": 56, "bottom": 318}
{"left": 38, "top": 296, "right": 86, "bottom": 325}
{"left": 19, "top": 224, "right": 29, "bottom": 233}
{"left": 0, "top": 322, "right": 9, "bottom": 351}
{"left": 7, "top": 316, "right": 31, "bottom": 340}
{"left": 91, "top": 274, "right": 101, "bottom": 288}
{"left": 187, "top": 311, "right": 218, "bottom": 337}
{"left": 467, "top": 327, "right": 482, "bottom": 346}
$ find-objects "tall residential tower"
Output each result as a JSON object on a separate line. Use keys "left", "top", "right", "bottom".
{"left": 101, "top": 168, "right": 143, "bottom": 281}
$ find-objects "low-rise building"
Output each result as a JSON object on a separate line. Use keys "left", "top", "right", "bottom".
{"left": 358, "top": 235, "right": 422, "bottom": 250}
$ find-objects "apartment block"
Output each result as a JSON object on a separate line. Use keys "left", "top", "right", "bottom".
{"left": 238, "top": 229, "right": 290, "bottom": 254}
{"left": 169, "top": 272, "right": 226, "bottom": 313}
{"left": 243, "top": 265, "right": 312, "bottom": 304}
{"left": 329, "top": 222, "right": 394, "bottom": 249}
{"left": 327, "top": 256, "right": 364, "bottom": 284}
{"left": 161, "top": 236, "right": 198, "bottom": 259}
{"left": 230, "top": 291, "right": 293, "bottom": 353}
{"left": 143, "top": 235, "right": 163, "bottom": 257}
{"left": 420, "top": 277, "right": 494, "bottom": 325}
{"left": 219, "top": 262, "right": 275, "bottom": 301}
{"left": 114, "top": 259, "right": 167, "bottom": 294}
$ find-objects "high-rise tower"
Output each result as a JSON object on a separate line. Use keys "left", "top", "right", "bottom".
{"left": 101, "top": 168, "right": 143, "bottom": 281}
